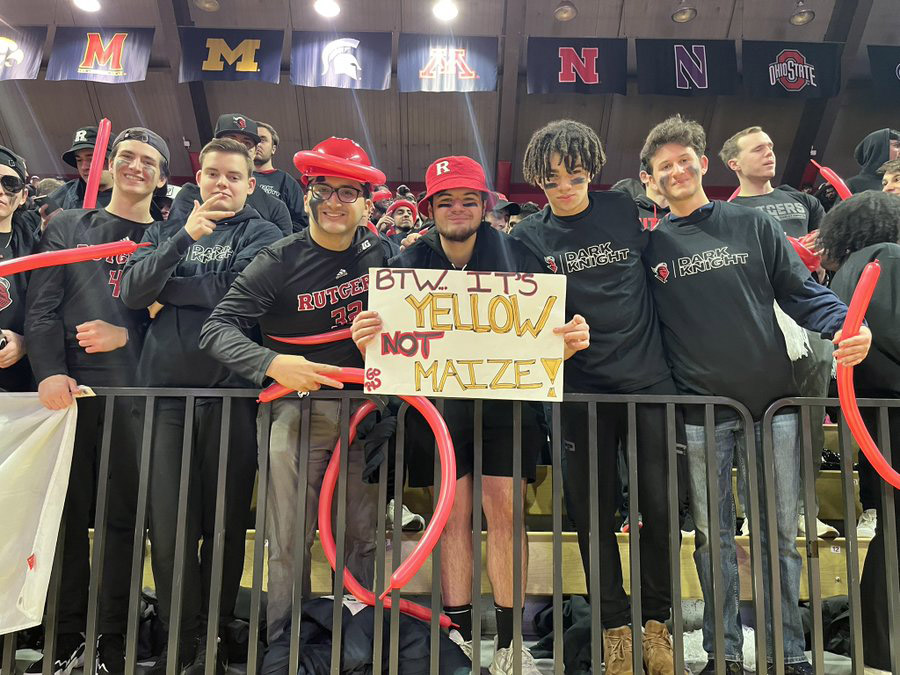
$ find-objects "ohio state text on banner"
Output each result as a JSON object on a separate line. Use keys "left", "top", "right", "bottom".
{"left": 291, "top": 31, "right": 391, "bottom": 90}
{"left": 0, "top": 27, "right": 47, "bottom": 81}
{"left": 46, "top": 27, "right": 154, "bottom": 83}
{"left": 364, "top": 268, "right": 567, "bottom": 402}
{"left": 397, "top": 33, "right": 498, "bottom": 93}
{"left": 742, "top": 41, "right": 842, "bottom": 98}
{"left": 178, "top": 27, "right": 284, "bottom": 84}
{"left": 526, "top": 37, "right": 626, "bottom": 95}
{"left": 867, "top": 45, "right": 900, "bottom": 98}
{"left": 635, "top": 39, "right": 736, "bottom": 96}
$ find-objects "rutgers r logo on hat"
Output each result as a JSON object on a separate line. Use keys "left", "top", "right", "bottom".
{"left": 769, "top": 50, "right": 817, "bottom": 91}
{"left": 435, "top": 160, "right": 451, "bottom": 175}
{"left": 233, "top": 116, "right": 247, "bottom": 129}
{"left": 74, "top": 130, "right": 88, "bottom": 143}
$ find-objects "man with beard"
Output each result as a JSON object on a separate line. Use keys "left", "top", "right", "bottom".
{"left": 26, "top": 127, "right": 170, "bottom": 675}
{"left": 253, "top": 121, "right": 308, "bottom": 230}
{"left": 351, "top": 155, "right": 589, "bottom": 675}
{"left": 381, "top": 198, "right": 419, "bottom": 241}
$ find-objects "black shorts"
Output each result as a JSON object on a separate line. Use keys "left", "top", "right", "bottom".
{"left": 404, "top": 399, "right": 543, "bottom": 488}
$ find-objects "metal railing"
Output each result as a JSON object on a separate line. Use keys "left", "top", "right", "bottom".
{"left": 1, "top": 389, "right": 897, "bottom": 675}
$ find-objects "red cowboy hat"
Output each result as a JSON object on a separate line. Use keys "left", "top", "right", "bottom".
{"left": 294, "top": 137, "right": 386, "bottom": 187}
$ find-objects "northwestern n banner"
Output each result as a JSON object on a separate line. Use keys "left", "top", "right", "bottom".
{"left": 397, "top": 33, "right": 498, "bottom": 93}
{"left": 291, "top": 31, "right": 391, "bottom": 90}
{"left": 526, "top": 37, "right": 626, "bottom": 95}
{"left": 743, "top": 41, "right": 842, "bottom": 99}
{"left": 868, "top": 45, "right": 900, "bottom": 98}
{"left": 179, "top": 27, "right": 284, "bottom": 84}
{"left": 364, "top": 268, "right": 567, "bottom": 402}
{"left": 635, "top": 39, "right": 736, "bottom": 96}
{"left": 0, "top": 27, "right": 46, "bottom": 81}
{"left": 46, "top": 27, "right": 153, "bottom": 83}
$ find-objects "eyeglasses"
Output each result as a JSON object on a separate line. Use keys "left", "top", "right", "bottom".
{"left": 309, "top": 183, "right": 363, "bottom": 204}
{"left": 0, "top": 175, "right": 24, "bottom": 195}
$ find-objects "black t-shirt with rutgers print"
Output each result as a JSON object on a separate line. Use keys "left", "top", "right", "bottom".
{"left": 200, "top": 227, "right": 387, "bottom": 386}
{"left": 25, "top": 208, "right": 152, "bottom": 387}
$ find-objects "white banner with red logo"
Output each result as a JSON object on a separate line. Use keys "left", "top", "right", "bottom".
{"left": 364, "top": 268, "right": 566, "bottom": 401}
{"left": 0, "top": 394, "right": 77, "bottom": 633}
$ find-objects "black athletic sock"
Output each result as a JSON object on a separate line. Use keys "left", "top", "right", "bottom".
{"left": 444, "top": 604, "right": 473, "bottom": 642}
{"left": 495, "top": 604, "right": 515, "bottom": 650}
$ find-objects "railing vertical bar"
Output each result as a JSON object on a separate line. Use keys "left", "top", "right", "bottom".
{"left": 329, "top": 399, "right": 352, "bottom": 675}
{"left": 247, "top": 402, "right": 272, "bottom": 675}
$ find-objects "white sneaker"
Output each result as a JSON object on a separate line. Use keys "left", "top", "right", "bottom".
{"left": 740, "top": 519, "right": 749, "bottom": 536}
{"left": 386, "top": 499, "right": 425, "bottom": 532}
{"left": 857, "top": 509, "right": 877, "bottom": 538}
{"left": 797, "top": 515, "right": 839, "bottom": 539}
{"left": 489, "top": 642, "right": 542, "bottom": 675}
{"left": 449, "top": 629, "right": 474, "bottom": 661}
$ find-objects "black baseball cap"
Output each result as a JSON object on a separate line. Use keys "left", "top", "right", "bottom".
{"left": 111, "top": 127, "right": 171, "bottom": 168}
{"left": 63, "top": 126, "right": 110, "bottom": 168}
{"left": 492, "top": 194, "right": 521, "bottom": 216}
{"left": 0, "top": 146, "right": 27, "bottom": 182}
{"left": 214, "top": 113, "right": 261, "bottom": 145}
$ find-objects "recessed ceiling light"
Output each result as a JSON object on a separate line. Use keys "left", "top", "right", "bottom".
{"left": 193, "top": 0, "right": 220, "bottom": 10}
{"left": 433, "top": 0, "right": 459, "bottom": 22}
{"left": 314, "top": 0, "right": 340, "bottom": 18}
{"left": 789, "top": 0, "right": 815, "bottom": 25}
{"left": 554, "top": 0, "right": 578, "bottom": 22}
{"left": 671, "top": 0, "right": 698, "bottom": 23}
{"left": 73, "top": 0, "right": 101, "bottom": 12}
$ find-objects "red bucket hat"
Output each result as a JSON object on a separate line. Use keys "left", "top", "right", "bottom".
{"left": 386, "top": 199, "right": 418, "bottom": 221}
{"left": 418, "top": 156, "right": 491, "bottom": 217}
{"left": 294, "top": 137, "right": 386, "bottom": 188}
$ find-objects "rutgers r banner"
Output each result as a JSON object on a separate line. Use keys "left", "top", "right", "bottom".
{"left": 526, "top": 38, "right": 626, "bottom": 95}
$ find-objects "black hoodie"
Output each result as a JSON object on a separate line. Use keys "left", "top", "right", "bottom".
{"left": 49, "top": 178, "right": 112, "bottom": 211}
{"left": 611, "top": 178, "right": 669, "bottom": 231}
{"left": 170, "top": 182, "right": 293, "bottom": 238}
{"left": 121, "top": 206, "right": 282, "bottom": 388}
{"left": 830, "top": 242, "right": 900, "bottom": 398}
{"left": 253, "top": 168, "right": 308, "bottom": 231}
{"left": 25, "top": 208, "right": 153, "bottom": 387}
{"left": 0, "top": 211, "right": 40, "bottom": 391}
{"left": 847, "top": 129, "right": 898, "bottom": 194}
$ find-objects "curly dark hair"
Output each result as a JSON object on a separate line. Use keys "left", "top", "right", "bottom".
{"left": 640, "top": 114, "right": 706, "bottom": 175}
{"left": 818, "top": 191, "right": 900, "bottom": 266}
{"left": 522, "top": 120, "right": 606, "bottom": 187}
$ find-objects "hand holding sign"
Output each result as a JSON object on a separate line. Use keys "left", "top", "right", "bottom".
{"left": 556, "top": 313, "right": 590, "bottom": 360}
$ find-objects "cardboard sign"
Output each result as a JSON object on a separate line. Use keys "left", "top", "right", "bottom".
{"left": 364, "top": 268, "right": 566, "bottom": 401}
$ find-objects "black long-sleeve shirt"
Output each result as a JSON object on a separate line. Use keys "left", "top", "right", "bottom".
{"left": 0, "top": 213, "right": 40, "bottom": 391}
{"left": 121, "top": 206, "right": 282, "bottom": 388}
{"left": 253, "top": 168, "right": 308, "bottom": 231}
{"left": 199, "top": 227, "right": 387, "bottom": 385}
{"left": 25, "top": 208, "right": 152, "bottom": 387}
{"left": 511, "top": 191, "right": 671, "bottom": 393}
{"left": 645, "top": 201, "right": 849, "bottom": 420}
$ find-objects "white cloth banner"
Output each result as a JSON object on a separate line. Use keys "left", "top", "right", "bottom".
{"left": 0, "top": 394, "right": 77, "bottom": 633}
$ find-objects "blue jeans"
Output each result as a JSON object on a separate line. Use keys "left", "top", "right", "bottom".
{"left": 685, "top": 413, "right": 806, "bottom": 664}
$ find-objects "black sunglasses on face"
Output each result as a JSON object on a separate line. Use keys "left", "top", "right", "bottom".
{"left": 0, "top": 175, "right": 24, "bottom": 195}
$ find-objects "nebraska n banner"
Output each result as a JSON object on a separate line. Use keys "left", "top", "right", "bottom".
{"left": 46, "top": 27, "right": 154, "bottom": 83}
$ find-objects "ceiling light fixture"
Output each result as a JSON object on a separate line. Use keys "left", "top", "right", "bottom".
{"left": 789, "top": 0, "right": 815, "bottom": 25}
{"left": 72, "top": 0, "right": 101, "bottom": 11}
{"left": 671, "top": 0, "right": 698, "bottom": 23}
{"left": 553, "top": 0, "right": 578, "bottom": 21}
{"left": 433, "top": 0, "right": 459, "bottom": 22}
{"left": 193, "top": 0, "right": 220, "bottom": 11}
{"left": 314, "top": 0, "right": 340, "bottom": 18}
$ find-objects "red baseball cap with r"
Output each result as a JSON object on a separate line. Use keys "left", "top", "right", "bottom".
{"left": 418, "top": 156, "right": 491, "bottom": 217}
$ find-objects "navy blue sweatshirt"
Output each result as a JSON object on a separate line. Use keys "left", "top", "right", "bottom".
{"left": 645, "top": 201, "right": 849, "bottom": 421}
{"left": 121, "top": 206, "right": 282, "bottom": 388}
{"left": 25, "top": 208, "right": 152, "bottom": 387}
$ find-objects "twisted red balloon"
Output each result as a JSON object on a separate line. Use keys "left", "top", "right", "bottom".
{"left": 727, "top": 186, "right": 741, "bottom": 202}
{"left": 836, "top": 261, "right": 900, "bottom": 489}
{"left": 83, "top": 118, "right": 111, "bottom": 209}
{"left": 0, "top": 241, "right": 148, "bottom": 277}
{"left": 266, "top": 328, "right": 352, "bottom": 346}
{"left": 810, "top": 160, "right": 853, "bottom": 201}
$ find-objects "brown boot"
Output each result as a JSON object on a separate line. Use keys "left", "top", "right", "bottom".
{"left": 603, "top": 625, "right": 634, "bottom": 675}
{"left": 642, "top": 620, "right": 687, "bottom": 675}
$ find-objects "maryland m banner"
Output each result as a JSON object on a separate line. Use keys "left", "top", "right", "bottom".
{"left": 46, "top": 27, "right": 154, "bottom": 83}
{"left": 179, "top": 27, "right": 284, "bottom": 84}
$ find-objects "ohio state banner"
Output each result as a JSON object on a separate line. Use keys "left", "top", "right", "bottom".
{"left": 291, "top": 31, "right": 391, "bottom": 90}
{"left": 868, "top": 45, "right": 900, "bottom": 98}
{"left": 0, "top": 27, "right": 46, "bottom": 81}
{"left": 635, "top": 39, "right": 737, "bottom": 96}
{"left": 526, "top": 37, "right": 626, "bottom": 95}
{"left": 742, "top": 41, "right": 841, "bottom": 99}
{"left": 397, "top": 33, "right": 498, "bottom": 93}
{"left": 46, "top": 27, "right": 154, "bottom": 83}
{"left": 178, "top": 27, "right": 284, "bottom": 84}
